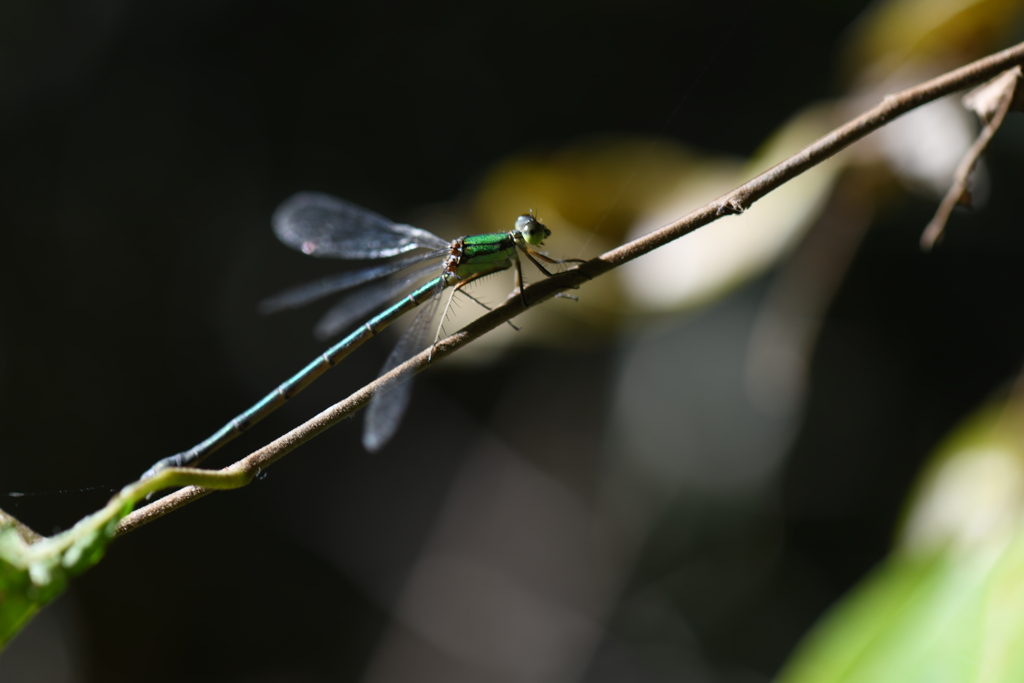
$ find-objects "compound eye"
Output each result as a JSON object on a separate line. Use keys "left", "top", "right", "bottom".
{"left": 516, "top": 214, "right": 551, "bottom": 245}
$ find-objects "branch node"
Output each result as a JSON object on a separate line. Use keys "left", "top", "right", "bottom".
{"left": 921, "top": 66, "right": 1021, "bottom": 250}
{"left": 716, "top": 196, "right": 746, "bottom": 216}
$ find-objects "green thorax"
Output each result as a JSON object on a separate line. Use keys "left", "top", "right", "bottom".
{"left": 451, "top": 232, "right": 518, "bottom": 279}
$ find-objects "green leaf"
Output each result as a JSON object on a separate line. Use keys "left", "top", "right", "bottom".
{"left": 0, "top": 463, "right": 254, "bottom": 650}
{"left": 0, "top": 504, "right": 128, "bottom": 649}
{"left": 777, "top": 395, "right": 1024, "bottom": 682}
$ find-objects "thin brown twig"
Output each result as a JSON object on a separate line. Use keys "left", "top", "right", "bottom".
{"left": 920, "top": 66, "right": 1022, "bottom": 250}
{"left": 114, "top": 40, "right": 1024, "bottom": 536}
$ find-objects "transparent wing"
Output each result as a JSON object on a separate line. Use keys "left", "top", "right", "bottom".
{"left": 362, "top": 282, "right": 445, "bottom": 452}
{"left": 273, "top": 192, "right": 450, "bottom": 259}
{"left": 313, "top": 262, "right": 442, "bottom": 340}
{"left": 258, "top": 249, "right": 446, "bottom": 315}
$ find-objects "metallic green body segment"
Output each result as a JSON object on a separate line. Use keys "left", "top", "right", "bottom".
{"left": 462, "top": 232, "right": 511, "bottom": 247}
{"left": 455, "top": 233, "right": 518, "bottom": 279}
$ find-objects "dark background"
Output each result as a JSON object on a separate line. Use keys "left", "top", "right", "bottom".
{"left": 2, "top": 1, "right": 1023, "bottom": 681}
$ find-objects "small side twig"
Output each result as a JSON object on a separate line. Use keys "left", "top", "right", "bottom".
{"left": 112, "top": 40, "right": 1024, "bottom": 536}
{"left": 920, "top": 66, "right": 1023, "bottom": 250}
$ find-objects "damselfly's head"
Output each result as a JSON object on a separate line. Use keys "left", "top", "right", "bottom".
{"left": 514, "top": 213, "right": 551, "bottom": 246}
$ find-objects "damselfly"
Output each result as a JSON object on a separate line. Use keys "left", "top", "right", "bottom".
{"left": 142, "top": 192, "right": 583, "bottom": 476}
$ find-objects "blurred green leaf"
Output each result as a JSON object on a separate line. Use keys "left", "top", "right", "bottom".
{"left": 840, "top": 0, "right": 1024, "bottom": 81}
{"left": 778, "top": 543, "right": 1024, "bottom": 682}
{"left": 777, "top": 393, "right": 1024, "bottom": 682}
{"left": 0, "top": 463, "right": 252, "bottom": 650}
{"left": 0, "top": 500, "right": 129, "bottom": 649}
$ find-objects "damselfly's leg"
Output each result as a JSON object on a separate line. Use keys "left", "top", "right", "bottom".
{"left": 520, "top": 247, "right": 587, "bottom": 277}
{"left": 517, "top": 248, "right": 589, "bottom": 305}
{"left": 431, "top": 271, "right": 502, "bottom": 351}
